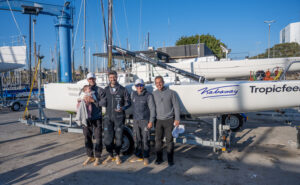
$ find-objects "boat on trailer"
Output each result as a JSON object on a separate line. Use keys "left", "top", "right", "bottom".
{"left": 44, "top": 80, "right": 300, "bottom": 117}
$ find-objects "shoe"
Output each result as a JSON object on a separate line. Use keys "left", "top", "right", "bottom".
{"left": 143, "top": 158, "right": 149, "bottom": 166}
{"left": 155, "top": 152, "right": 163, "bottom": 165}
{"left": 82, "top": 157, "right": 95, "bottom": 166}
{"left": 167, "top": 152, "right": 174, "bottom": 166}
{"left": 154, "top": 158, "right": 163, "bottom": 165}
{"left": 93, "top": 158, "right": 100, "bottom": 166}
{"left": 168, "top": 161, "right": 174, "bottom": 166}
{"left": 129, "top": 156, "right": 143, "bottom": 163}
{"left": 102, "top": 156, "right": 114, "bottom": 165}
{"left": 115, "top": 155, "right": 122, "bottom": 165}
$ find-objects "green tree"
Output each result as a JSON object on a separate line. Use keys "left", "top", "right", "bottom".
{"left": 250, "top": 42, "right": 300, "bottom": 59}
{"left": 175, "top": 34, "right": 228, "bottom": 59}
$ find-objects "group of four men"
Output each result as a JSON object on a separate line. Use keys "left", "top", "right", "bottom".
{"left": 81, "top": 71, "right": 180, "bottom": 167}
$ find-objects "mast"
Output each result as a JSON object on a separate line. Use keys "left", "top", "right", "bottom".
{"left": 107, "top": 0, "right": 113, "bottom": 70}
{"left": 83, "top": 0, "right": 86, "bottom": 75}
{"left": 28, "top": 15, "right": 32, "bottom": 88}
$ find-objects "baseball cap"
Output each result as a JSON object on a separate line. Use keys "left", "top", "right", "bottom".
{"left": 86, "top": 72, "right": 96, "bottom": 79}
{"left": 135, "top": 79, "right": 144, "bottom": 85}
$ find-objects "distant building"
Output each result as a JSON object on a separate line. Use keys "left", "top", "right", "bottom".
{"left": 280, "top": 22, "right": 300, "bottom": 45}
{"left": 93, "top": 43, "right": 217, "bottom": 65}
{"left": 157, "top": 43, "right": 215, "bottom": 59}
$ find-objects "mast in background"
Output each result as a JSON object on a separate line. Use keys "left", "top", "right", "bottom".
{"left": 107, "top": 0, "right": 113, "bottom": 70}
{"left": 83, "top": 0, "right": 86, "bottom": 75}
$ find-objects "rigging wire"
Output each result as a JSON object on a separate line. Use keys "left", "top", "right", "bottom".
{"left": 112, "top": 3, "right": 127, "bottom": 69}
{"left": 6, "top": 0, "right": 26, "bottom": 45}
{"left": 100, "top": 0, "right": 108, "bottom": 53}
{"left": 71, "top": 0, "right": 84, "bottom": 56}
{"left": 138, "top": 0, "right": 142, "bottom": 50}
{"left": 122, "top": 0, "right": 130, "bottom": 44}
{"left": 113, "top": 10, "right": 121, "bottom": 47}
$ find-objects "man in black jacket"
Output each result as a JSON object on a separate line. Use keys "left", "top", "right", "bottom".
{"left": 129, "top": 79, "right": 155, "bottom": 166}
{"left": 102, "top": 71, "right": 131, "bottom": 165}
{"left": 82, "top": 72, "right": 106, "bottom": 166}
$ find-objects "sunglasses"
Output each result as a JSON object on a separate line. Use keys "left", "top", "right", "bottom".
{"left": 135, "top": 84, "right": 144, "bottom": 87}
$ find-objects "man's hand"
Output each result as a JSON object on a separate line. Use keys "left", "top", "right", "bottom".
{"left": 114, "top": 106, "right": 122, "bottom": 112}
{"left": 83, "top": 96, "right": 89, "bottom": 103}
{"left": 84, "top": 96, "right": 94, "bottom": 103}
{"left": 88, "top": 97, "right": 95, "bottom": 103}
{"left": 114, "top": 108, "right": 122, "bottom": 112}
{"left": 147, "top": 122, "right": 153, "bottom": 129}
{"left": 174, "top": 120, "right": 180, "bottom": 127}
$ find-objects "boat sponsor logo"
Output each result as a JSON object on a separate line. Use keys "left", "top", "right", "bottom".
{"left": 198, "top": 85, "right": 239, "bottom": 99}
{"left": 250, "top": 84, "right": 300, "bottom": 94}
{"left": 67, "top": 87, "right": 81, "bottom": 96}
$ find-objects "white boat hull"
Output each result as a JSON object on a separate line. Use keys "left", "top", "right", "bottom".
{"left": 44, "top": 80, "right": 300, "bottom": 116}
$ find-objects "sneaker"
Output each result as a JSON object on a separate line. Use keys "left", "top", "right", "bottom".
{"left": 102, "top": 156, "right": 114, "bottom": 165}
{"left": 129, "top": 156, "right": 143, "bottom": 163}
{"left": 143, "top": 158, "right": 149, "bottom": 166}
{"left": 82, "top": 157, "right": 95, "bottom": 166}
{"left": 154, "top": 158, "right": 163, "bottom": 165}
{"left": 168, "top": 161, "right": 174, "bottom": 166}
{"left": 115, "top": 155, "right": 122, "bottom": 165}
{"left": 93, "top": 158, "right": 100, "bottom": 166}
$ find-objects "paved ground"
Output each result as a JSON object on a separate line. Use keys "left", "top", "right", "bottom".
{"left": 0, "top": 108, "right": 299, "bottom": 185}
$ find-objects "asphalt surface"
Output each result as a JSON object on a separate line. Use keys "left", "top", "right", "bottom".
{"left": 0, "top": 108, "right": 299, "bottom": 185}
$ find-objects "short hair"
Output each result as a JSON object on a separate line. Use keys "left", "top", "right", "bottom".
{"left": 108, "top": 70, "right": 117, "bottom": 76}
{"left": 155, "top": 76, "right": 164, "bottom": 83}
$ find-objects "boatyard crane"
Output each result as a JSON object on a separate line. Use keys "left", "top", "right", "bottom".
{"left": 0, "top": 0, "right": 73, "bottom": 82}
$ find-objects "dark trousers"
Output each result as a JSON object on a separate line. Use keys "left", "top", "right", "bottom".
{"left": 155, "top": 118, "right": 174, "bottom": 161}
{"left": 103, "top": 114, "right": 125, "bottom": 156}
{"left": 133, "top": 120, "right": 150, "bottom": 158}
{"left": 82, "top": 119, "right": 102, "bottom": 158}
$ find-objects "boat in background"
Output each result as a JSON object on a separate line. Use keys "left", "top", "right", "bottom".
{"left": 0, "top": 46, "right": 26, "bottom": 72}
{"left": 131, "top": 56, "right": 300, "bottom": 82}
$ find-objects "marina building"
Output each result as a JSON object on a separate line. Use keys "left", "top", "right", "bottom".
{"left": 280, "top": 22, "right": 300, "bottom": 45}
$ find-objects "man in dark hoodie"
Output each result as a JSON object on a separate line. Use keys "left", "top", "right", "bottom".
{"left": 102, "top": 70, "right": 131, "bottom": 165}
{"left": 82, "top": 72, "right": 106, "bottom": 166}
{"left": 129, "top": 79, "right": 155, "bottom": 166}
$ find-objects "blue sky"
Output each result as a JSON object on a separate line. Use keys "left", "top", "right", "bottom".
{"left": 0, "top": 0, "right": 299, "bottom": 70}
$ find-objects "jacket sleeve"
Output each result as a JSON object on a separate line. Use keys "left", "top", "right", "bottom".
{"left": 147, "top": 93, "right": 156, "bottom": 123}
{"left": 122, "top": 88, "right": 131, "bottom": 111}
{"left": 171, "top": 90, "right": 181, "bottom": 121}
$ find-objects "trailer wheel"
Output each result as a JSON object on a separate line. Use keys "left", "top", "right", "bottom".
{"left": 121, "top": 128, "right": 134, "bottom": 155}
{"left": 11, "top": 102, "right": 21, "bottom": 111}
{"left": 221, "top": 114, "right": 243, "bottom": 132}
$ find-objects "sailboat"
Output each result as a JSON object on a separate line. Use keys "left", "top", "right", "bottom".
{"left": 0, "top": 45, "right": 26, "bottom": 72}
{"left": 44, "top": 0, "right": 300, "bottom": 118}
{"left": 130, "top": 56, "right": 300, "bottom": 81}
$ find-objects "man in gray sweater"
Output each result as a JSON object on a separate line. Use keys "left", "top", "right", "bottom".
{"left": 153, "top": 76, "right": 180, "bottom": 166}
